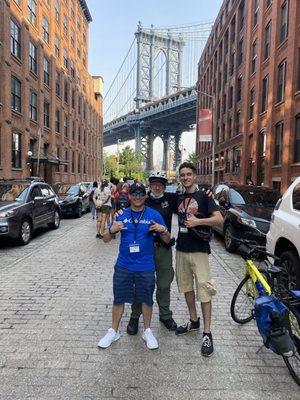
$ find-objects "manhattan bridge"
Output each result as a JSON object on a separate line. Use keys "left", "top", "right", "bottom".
{"left": 104, "top": 21, "right": 213, "bottom": 173}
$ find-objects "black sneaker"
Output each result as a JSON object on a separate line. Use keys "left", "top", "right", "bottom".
{"left": 160, "top": 318, "right": 177, "bottom": 331}
{"left": 175, "top": 317, "right": 200, "bottom": 335}
{"left": 201, "top": 332, "right": 214, "bottom": 357}
{"left": 126, "top": 317, "right": 139, "bottom": 335}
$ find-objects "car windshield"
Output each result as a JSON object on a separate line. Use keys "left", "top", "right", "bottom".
{"left": 0, "top": 183, "right": 29, "bottom": 202}
{"left": 230, "top": 188, "right": 280, "bottom": 207}
{"left": 55, "top": 184, "right": 79, "bottom": 195}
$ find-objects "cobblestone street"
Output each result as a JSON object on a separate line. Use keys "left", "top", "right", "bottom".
{"left": 0, "top": 214, "right": 299, "bottom": 400}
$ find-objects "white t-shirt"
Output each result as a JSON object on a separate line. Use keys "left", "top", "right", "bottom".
{"left": 94, "top": 187, "right": 111, "bottom": 207}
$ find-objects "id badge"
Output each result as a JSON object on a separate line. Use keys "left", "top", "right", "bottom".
{"left": 129, "top": 243, "right": 140, "bottom": 253}
{"left": 179, "top": 227, "right": 188, "bottom": 233}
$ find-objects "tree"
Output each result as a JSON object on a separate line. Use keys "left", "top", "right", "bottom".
{"left": 103, "top": 154, "right": 118, "bottom": 179}
{"left": 119, "top": 146, "right": 145, "bottom": 181}
{"left": 185, "top": 152, "right": 196, "bottom": 165}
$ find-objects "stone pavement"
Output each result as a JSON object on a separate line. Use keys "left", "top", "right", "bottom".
{"left": 0, "top": 214, "right": 299, "bottom": 400}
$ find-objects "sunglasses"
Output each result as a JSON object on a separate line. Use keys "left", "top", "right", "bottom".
{"left": 130, "top": 191, "right": 145, "bottom": 198}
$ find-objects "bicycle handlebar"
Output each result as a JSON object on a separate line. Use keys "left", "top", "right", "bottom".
{"left": 231, "top": 236, "right": 280, "bottom": 262}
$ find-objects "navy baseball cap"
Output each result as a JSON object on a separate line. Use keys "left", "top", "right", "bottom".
{"left": 129, "top": 183, "right": 146, "bottom": 194}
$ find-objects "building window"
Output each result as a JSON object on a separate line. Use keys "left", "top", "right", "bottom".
{"left": 28, "top": 0, "right": 37, "bottom": 25}
{"left": 251, "top": 41, "right": 257, "bottom": 74}
{"left": 64, "top": 115, "right": 68, "bottom": 137}
{"left": 64, "top": 150, "right": 68, "bottom": 172}
{"left": 235, "top": 110, "right": 241, "bottom": 134}
{"left": 228, "top": 86, "right": 233, "bottom": 109}
{"left": 78, "top": 154, "right": 81, "bottom": 173}
{"left": 233, "top": 147, "right": 240, "bottom": 174}
{"left": 249, "top": 88, "right": 255, "bottom": 120}
{"left": 63, "top": 14, "right": 68, "bottom": 35}
{"left": 63, "top": 49, "right": 68, "bottom": 69}
{"left": 297, "top": 48, "right": 300, "bottom": 92}
{"left": 70, "top": 28, "right": 75, "bottom": 47}
{"left": 12, "top": 132, "right": 22, "bottom": 168}
{"left": 237, "top": 76, "right": 242, "bottom": 101}
{"left": 70, "top": 60, "right": 75, "bottom": 78}
{"left": 72, "top": 151, "right": 75, "bottom": 172}
{"left": 78, "top": 97, "right": 81, "bottom": 115}
{"left": 55, "top": 36, "right": 60, "bottom": 58}
{"left": 274, "top": 122, "right": 283, "bottom": 165}
{"left": 78, "top": 126, "right": 81, "bottom": 143}
{"left": 43, "top": 57, "right": 50, "bottom": 86}
{"left": 77, "top": 16, "right": 81, "bottom": 31}
{"left": 277, "top": 60, "right": 286, "bottom": 103}
{"left": 230, "top": 52, "right": 235, "bottom": 75}
{"left": 72, "top": 89, "right": 75, "bottom": 108}
{"left": 29, "top": 90, "right": 37, "bottom": 121}
{"left": 295, "top": 115, "right": 300, "bottom": 163}
{"left": 253, "top": 0, "right": 259, "bottom": 27}
{"left": 64, "top": 80, "right": 68, "bottom": 103}
{"left": 10, "top": 19, "right": 21, "bottom": 59}
{"left": 238, "top": 38, "right": 243, "bottom": 66}
{"left": 238, "top": 0, "right": 245, "bottom": 30}
{"left": 70, "top": 2, "right": 75, "bottom": 18}
{"left": 54, "top": 0, "right": 60, "bottom": 21}
{"left": 264, "top": 21, "right": 271, "bottom": 60}
{"left": 42, "top": 17, "right": 50, "bottom": 44}
{"left": 225, "top": 150, "right": 230, "bottom": 173}
{"left": 56, "top": 71, "right": 61, "bottom": 97}
{"left": 55, "top": 109, "right": 60, "bottom": 133}
{"left": 44, "top": 101, "right": 50, "bottom": 128}
{"left": 72, "top": 121, "right": 75, "bottom": 140}
{"left": 11, "top": 76, "right": 21, "bottom": 113}
{"left": 280, "top": 1, "right": 289, "bottom": 44}
{"left": 77, "top": 43, "right": 81, "bottom": 59}
{"left": 29, "top": 41, "right": 37, "bottom": 75}
{"left": 266, "top": 0, "right": 272, "bottom": 8}
{"left": 230, "top": 16, "right": 236, "bottom": 43}
{"left": 261, "top": 75, "right": 269, "bottom": 113}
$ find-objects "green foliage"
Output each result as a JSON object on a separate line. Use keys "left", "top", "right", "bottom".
{"left": 103, "top": 146, "right": 146, "bottom": 182}
{"left": 185, "top": 152, "right": 196, "bottom": 165}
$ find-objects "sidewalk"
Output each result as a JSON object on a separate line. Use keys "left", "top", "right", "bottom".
{"left": 0, "top": 215, "right": 298, "bottom": 399}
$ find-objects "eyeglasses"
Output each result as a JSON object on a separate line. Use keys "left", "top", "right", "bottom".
{"left": 130, "top": 192, "right": 145, "bottom": 198}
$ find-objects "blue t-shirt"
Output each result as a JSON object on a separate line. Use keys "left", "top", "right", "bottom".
{"left": 115, "top": 206, "right": 166, "bottom": 271}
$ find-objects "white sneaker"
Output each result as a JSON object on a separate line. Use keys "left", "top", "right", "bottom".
{"left": 142, "top": 328, "right": 159, "bottom": 350}
{"left": 98, "top": 328, "right": 120, "bottom": 348}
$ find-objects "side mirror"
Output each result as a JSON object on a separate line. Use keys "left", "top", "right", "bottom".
{"left": 34, "top": 196, "right": 44, "bottom": 202}
{"left": 219, "top": 198, "right": 230, "bottom": 209}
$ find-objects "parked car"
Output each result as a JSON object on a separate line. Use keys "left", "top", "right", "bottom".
{"left": 212, "top": 183, "right": 280, "bottom": 252}
{"left": 267, "top": 177, "right": 300, "bottom": 289}
{"left": 0, "top": 178, "right": 60, "bottom": 245}
{"left": 53, "top": 183, "right": 89, "bottom": 218}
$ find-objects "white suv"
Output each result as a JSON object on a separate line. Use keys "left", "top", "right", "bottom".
{"left": 267, "top": 177, "right": 300, "bottom": 288}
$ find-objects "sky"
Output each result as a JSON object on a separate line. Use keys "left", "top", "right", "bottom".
{"left": 87, "top": 0, "right": 223, "bottom": 166}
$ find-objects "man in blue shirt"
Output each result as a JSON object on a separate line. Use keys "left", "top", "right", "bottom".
{"left": 98, "top": 183, "right": 170, "bottom": 350}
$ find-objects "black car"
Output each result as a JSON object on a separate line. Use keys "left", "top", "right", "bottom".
{"left": 212, "top": 183, "right": 280, "bottom": 252}
{"left": 0, "top": 178, "right": 60, "bottom": 245}
{"left": 53, "top": 183, "right": 89, "bottom": 218}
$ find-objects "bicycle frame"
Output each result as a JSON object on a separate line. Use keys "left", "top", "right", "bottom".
{"left": 246, "top": 259, "right": 272, "bottom": 296}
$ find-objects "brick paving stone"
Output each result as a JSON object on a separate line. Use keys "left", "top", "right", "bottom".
{"left": 0, "top": 214, "right": 299, "bottom": 399}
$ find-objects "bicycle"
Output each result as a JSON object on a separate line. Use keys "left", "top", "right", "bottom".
{"left": 230, "top": 238, "right": 300, "bottom": 386}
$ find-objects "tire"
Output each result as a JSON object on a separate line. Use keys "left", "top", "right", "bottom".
{"left": 18, "top": 219, "right": 32, "bottom": 246}
{"left": 280, "top": 251, "right": 300, "bottom": 290}
{"left": 224, "top": 223, "right": 238, "bottom": 253}
{"left": 75, "top": 203, "right": 82, "bottom": 218}
{"left": 48, "top": 210, "right": 60, "bottom": 230}
{"left": 230, "top": 275, "right": 256, "bottom": 324}
{"left": 283, "top": 308, "right": 300, "bottom": 387}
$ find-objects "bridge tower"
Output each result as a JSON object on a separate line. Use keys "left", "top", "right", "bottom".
{"left": 134, "top": 23, "right": 185, "bottom": 174}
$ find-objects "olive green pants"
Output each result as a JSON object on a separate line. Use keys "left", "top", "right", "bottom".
{"left": 131, "top": 246, "right": 174, "bottom": 320}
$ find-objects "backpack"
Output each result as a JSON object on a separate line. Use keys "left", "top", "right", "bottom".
{"left": 116, "top": 193, "right": 129, "bottom": 211}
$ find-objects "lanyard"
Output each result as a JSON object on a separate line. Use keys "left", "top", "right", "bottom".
{"left": 182, "top": 195, "right": 193, "bottom": 217}
{"left": 130, "top": 207, "right": 145, "bottom": 242}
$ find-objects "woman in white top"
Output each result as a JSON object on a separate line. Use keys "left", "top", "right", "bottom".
{"left": 93, "top": 180, "right": 111, "bottom": 238}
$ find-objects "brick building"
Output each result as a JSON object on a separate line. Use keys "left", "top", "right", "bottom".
{"left": 196, "top": 0, "right": 300, "bottom": 193}
{"left": 0, "top": 0, "right": 103, "bottom": 185}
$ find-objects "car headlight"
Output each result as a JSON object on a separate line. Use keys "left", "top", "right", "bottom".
{"left": 0, "top": 210, "right": 16, "bottom": 218}
{"left": 240, "top": 217, "right": 256, "bottom": 228}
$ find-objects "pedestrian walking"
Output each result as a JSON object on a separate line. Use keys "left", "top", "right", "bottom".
{"left": 109, "top": 178, "right": 118, "bottom": 225}
{"left": 93, "top": 180, "right": 111, "bottom": 238}
{"left": 126, "top": 172, "right": 178, "bottom": 335}
{"left": 88, "top": 181, "right": 98, "bottom": 220}
{"left": 175, "top": 162, "right": 223, "bottom": 357}
{"left": 98, "top": 183, "right": 170, "bottom": 350}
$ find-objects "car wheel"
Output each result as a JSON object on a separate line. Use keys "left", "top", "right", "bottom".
{"left": 280, "top": 251, "right": 300, "bottom": 290}
{"left": 224, "top": 224, "right": 238, "bottom": 253}
{"left": 18, "top": 219, "right": 32, "bottom": 246}
{"left": 48, "top": 210, "right": 60, "bottom": 230}
{"left": 75, "top": 203, "right": 83, "bottom": 218}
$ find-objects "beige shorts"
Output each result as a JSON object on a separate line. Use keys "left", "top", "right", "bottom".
{"left": 176, "top": 251, "right": 216, "bottom": 303}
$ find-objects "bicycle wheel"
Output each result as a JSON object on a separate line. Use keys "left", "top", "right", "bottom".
{"left": 283, "top": 308, "right": 300, "bottom": 387}
{"left": 230, "top": 275, "right": 257, "bottom": 324}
